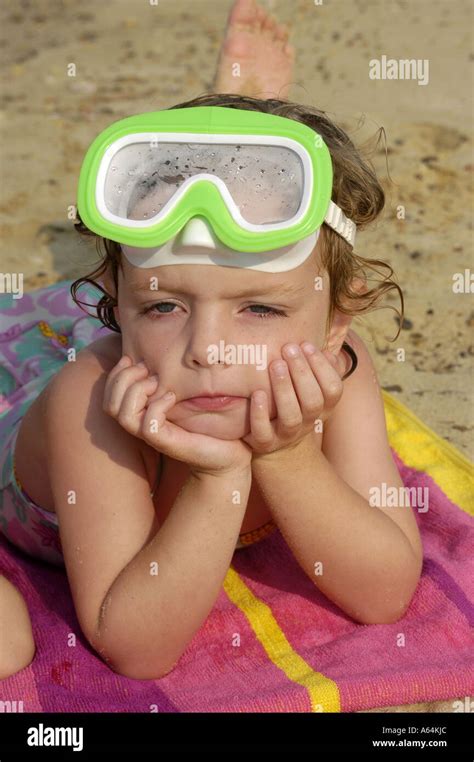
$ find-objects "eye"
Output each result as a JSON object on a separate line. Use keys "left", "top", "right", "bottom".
{"left": 142, "top": 302, "right": 287, "bottom": 319}
{"left": 246, "top": 304, "right": 286, "bottom": 319}
{"left": 143, "top": 301, "right": 181, "bottom": 317}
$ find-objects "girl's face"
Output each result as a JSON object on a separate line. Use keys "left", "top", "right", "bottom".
{"left": 114, "top": 238, "right": 332, "bottom": 440}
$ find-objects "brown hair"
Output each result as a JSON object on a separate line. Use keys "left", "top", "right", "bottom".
{"left": 71, "top": 92, "right": 404, "bottom": 338}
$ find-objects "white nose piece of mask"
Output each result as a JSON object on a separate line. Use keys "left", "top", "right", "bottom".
{"left": 120, "top": 218, "right": 319, "bottom": 273}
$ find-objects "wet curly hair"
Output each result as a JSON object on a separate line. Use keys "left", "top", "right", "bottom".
{"left": 71, "top": 92, "right": 404, "bottom": 339}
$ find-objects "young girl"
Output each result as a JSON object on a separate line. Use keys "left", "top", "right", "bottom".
{"left": 0, "top": 12, "right": 422, "bottom": 683}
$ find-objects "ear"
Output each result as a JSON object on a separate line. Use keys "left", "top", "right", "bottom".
{"left": 324, "top": 275, "right": 367, "bottom": 355}
{"left": 324, "top": 310, "right": 353, "bottom": 355}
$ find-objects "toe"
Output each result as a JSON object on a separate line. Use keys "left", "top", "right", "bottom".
{"left": 262, "top": 13, "right": 277, "bottom": 35}
{"left": 222, "top": 28, "right": 256, "bottom": 59}
{"left": 229, "top": 0, "right": 258, "bottom": 26}
{"left": 256, "top": 5, "right": 266, "bottom": 29}
{"left": 275, "top": 23, "right": 289, "bottom": 42}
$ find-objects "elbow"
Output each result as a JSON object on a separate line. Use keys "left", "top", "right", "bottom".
{"left": 88, "top": 600, "right": 182, "bottom": 681}
{"left": 90, "top": 630, "right": 181, "bottom": 681}
{"left": 354, "top": 599, "right": 412, "bottom": 626}
{"left": 109, "top": 657, "right": 179, "bottom": 682}
{"left": 352, "top": 554, "right": 423, "bottom": 626}
{"left": 93, "top": 640, "right": 180, "bottom": 680}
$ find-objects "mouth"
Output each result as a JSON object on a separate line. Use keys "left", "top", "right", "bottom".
{"left": 181, "top": 394, "right": 247, "bottom": 411}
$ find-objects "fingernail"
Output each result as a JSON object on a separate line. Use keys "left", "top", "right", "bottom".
{"left": 163, "top": 391, "right": 175, "bottom": 400}
{"left": 136, "top": 360, "right": 146, "bottom": 368}
{"left": 284, "top": 344, "right": 300, "bottom": 358}
{"left": 149, "top": 375, "right": 159, "bottom": 382}
{"left": 117, "top": 355, "right": 129, "bottom": 367}
{"left": 273, "top": 360, "right": 288, "bottom": 376}
{"left": 302, "top": 343, "right": 316, "bottom": 355}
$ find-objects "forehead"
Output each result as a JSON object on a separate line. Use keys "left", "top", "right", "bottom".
{"left": 120, "top": 239, "right": 324, "bottom": 296}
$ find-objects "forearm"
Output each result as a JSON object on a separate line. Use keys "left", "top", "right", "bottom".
{"left": 252, "top": 442, "right": 422, "bottom": 624}
{"left": 96, "top": 467, "right": 251, "bottom": 679}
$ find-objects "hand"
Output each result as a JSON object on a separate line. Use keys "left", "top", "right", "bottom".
{"left": 242, "top": 342, "right": 346, "bottom": 458}
{"left": 103, "top": 356, "right": 252, "bottom": 477}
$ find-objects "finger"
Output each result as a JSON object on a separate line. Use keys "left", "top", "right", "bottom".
{"left": 301, "top": 344, "right": 343, "bottom": 408}
{"left": 115, "top": 376, "right": 160, "bottom": 436}
{"left": 269, "top": 359, "right": 303, "bottom": 432}
{"left": 103, "top": 362, "right": 150, "bottom": 417}
{"left": 141, "top": 396, "right": 232, "bottom": 468}
{"left": 282, "top": 343, "right": 324, "bottom": 421}
{"left": 324, "top": 349, "right": 348, "bottom": 378}
{"left": 139, "top": 392, "right": 178, "bottom": 445}
{"left": 106, "top": 354, "right": 132, "bottom": 383}
{"left": 248, "top": 390, "right": 274, "bottom": 446}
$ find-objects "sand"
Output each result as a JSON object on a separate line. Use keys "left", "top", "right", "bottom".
{"left": 0, "top": 0, "right": 472, "bottom": 713}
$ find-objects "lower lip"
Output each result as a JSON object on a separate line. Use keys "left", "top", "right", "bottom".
{"left": 182, "top": 396, "right": 246, "bottom": 410}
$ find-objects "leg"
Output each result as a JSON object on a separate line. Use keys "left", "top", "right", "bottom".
{"left": 0, "top": 575, "right": 35, "bottom": 679}
{"left": 212, "top": 0, "right": 295, "bottom": 98}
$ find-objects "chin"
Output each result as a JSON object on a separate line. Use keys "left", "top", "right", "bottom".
{"left": 168, "top": 408, "right": 250, "bottom": 440}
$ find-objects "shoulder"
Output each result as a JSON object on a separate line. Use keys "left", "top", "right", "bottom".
{"left": 323, "top": 330, "right": 385, "bottom": 451}
{"left": 322, "top": 329, "right": 423, "bottom": 562}
{"left": 42, "top": 333, "right": 157, "bottom": 489}
{"left": 41, "top": 333, "right": 122, "bottom": 410}
{"left": 76, "top": 332, "right": 123, "bottom": 374}
{"left": 322, "top": 327, "right": 390, "bottom": 476}
{"left": 342, "top": 328, "right": 377, "bottom": 385}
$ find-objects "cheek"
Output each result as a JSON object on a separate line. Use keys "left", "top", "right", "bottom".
{"left": 119, "top": 318, "right": 171, "bottom": 365}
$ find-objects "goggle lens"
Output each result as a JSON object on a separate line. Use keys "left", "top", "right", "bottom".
{"left": 103, "top": 140, "right": 305, "bottom": 226}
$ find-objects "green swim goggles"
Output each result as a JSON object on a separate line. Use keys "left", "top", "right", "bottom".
{"left": 77, "top": 106, "right": 356, "bottom": 253}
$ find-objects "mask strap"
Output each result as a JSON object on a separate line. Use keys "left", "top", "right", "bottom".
{"left": 324, "top": 201, "right": 357, "bottom": 247}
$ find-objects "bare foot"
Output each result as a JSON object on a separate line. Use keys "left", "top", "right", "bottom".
{"left": 212, "top": 0, "right": 295, "bottom": 99}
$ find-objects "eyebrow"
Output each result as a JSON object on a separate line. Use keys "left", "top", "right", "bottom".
{"left": 131, "top": 282, "right": 306, "bottom": 299}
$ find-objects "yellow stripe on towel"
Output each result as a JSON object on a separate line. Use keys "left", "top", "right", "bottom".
{"left": 223, "top": 566, "right": 341, "bottom": 712}
{"left": 382, "top": 391, "right": 474, "bottom": 516}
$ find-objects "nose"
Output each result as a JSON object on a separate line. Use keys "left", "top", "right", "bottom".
{"left": 183, "top": 310, "right": 234, "bottom": 370}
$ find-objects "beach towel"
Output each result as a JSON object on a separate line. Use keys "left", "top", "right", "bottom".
{"left": 0, "top": 280, "right": 473, "bottom": 712}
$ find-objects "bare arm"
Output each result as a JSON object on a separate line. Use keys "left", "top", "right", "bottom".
{"left": 252, "top": 438, "right": 421, "bottom": 625}
{"left": 45, "top": 354, "right": 252, "bottom": 681}
{"left": 97, "top": 467, "right": 251, "bottom": 680}
{"left": 250, "top": 333, "right": 423, "bottom": 624}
